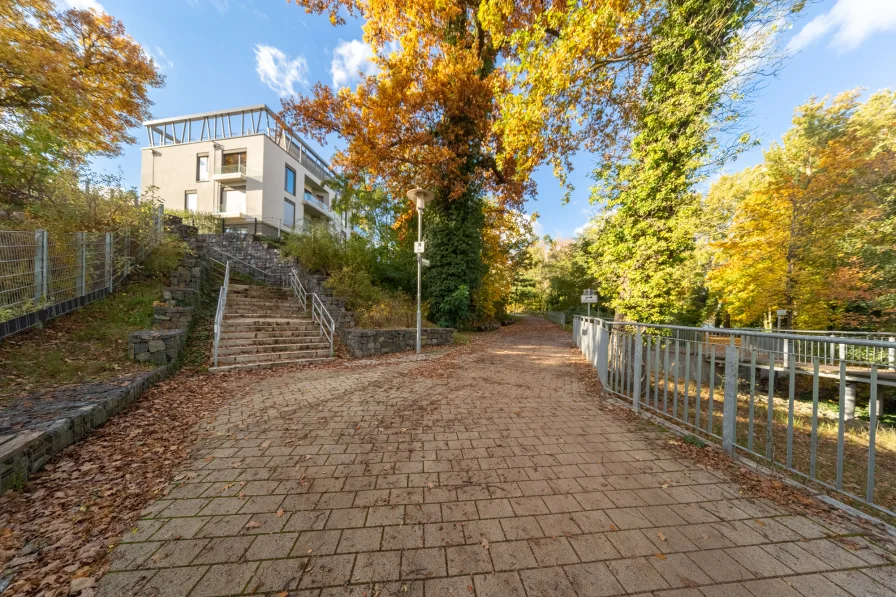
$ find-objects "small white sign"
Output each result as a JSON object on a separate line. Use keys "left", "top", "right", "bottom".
{"left": 414, "top": 241, "right": 425, "bottom": 254}
{"left": 582, "top": 288, "right": 595, "bottom": 296}
{"left": 581, "top": 295, "right": 598, "bottom": 304}
{"left": 421, "top": 258, "right": 430, "bottom": 267}
{"left": 776, "top": 309, "right": 787, "bottom": 316}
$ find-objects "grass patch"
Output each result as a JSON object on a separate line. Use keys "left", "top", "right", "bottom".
{"left": 0, "top": 240, "right": 185, "bottom": 404}
{"left": 683, "top": 434, "right": 706, "bottom": 447}
{"left": 453, "top": 331, "right": 472, "bottom": 345}
{"left": 0, "top": 276, "right": 161, "bottom": 403}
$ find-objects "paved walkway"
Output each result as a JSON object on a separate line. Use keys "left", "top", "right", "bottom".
{"left": 98, "top": 318, "right": 896, "bottom": 597}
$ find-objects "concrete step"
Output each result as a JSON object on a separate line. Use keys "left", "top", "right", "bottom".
{"left": 225, "top": 304, "right": 306, "bottom": 312}
{"left": 226, "top": 299, "right": 303, "bottom": 309}
{"left": 217, "top": 341, "right": 330, "bottom": 356}
{"left": 220, "top": 329, "right": 324, "bottom": 340}
{"left": 221, "top": 326, "right": 322, "bottom": 336}
{"left": 227, "top": 284, "right": 291, "bottom": 298}
{"left": 216, "top": 348, "right": 331, "bottom": 365}
{"left": 224, "top": 311, "right": 308, "bottom": 320}
{"left": 219, "top": 335, "right": 325, "bottom": 346}
{"left": 223, "top": 317, "right": 315, "bottom": 326}
{"left": 209, "top": 357, "right": 335, "bottom": 374}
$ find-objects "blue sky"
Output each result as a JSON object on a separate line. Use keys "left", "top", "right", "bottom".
{"left": 68, "top": 0, "right": 896, "bottom": 239}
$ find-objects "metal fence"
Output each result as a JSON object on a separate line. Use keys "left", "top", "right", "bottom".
{"left": 524, "top": 310, "right": 566, "bottom": 328}
{"left": 573, "top": 316, "right": 896, "bottom": 516}
{"left": 0, "top": 207, "right": 164, "bottom": 339}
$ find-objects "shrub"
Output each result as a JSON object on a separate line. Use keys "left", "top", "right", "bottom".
{"left": 282, "top": 222, "right": 371, "bottom": 276}
{"left": 7, "top": 170, "right": 156, "bottom": 236}
{"left": 326, "top": 267, "right": 421, "bottom": 328}
{"left": 438, "top": 285, "right": 470, "bottom": 328}
{"left": 165, "top": 209, "right": 219, "bottom": 234}
{"left": 142, "top": 236, "right": 187, "bottom": 280}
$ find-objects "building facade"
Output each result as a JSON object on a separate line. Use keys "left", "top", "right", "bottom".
{"left": 140, "top": 105, "right": 351, "bottom": 238}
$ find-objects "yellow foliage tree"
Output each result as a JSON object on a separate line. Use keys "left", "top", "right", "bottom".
{"left": 707, "top": 90, "right": 896, "bottom": 329}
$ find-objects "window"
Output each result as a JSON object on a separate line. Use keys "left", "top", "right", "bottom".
{"left": 284, "top": 198, "right": 296, "bottom": 228}
{"left": 285, "top": 165, "right": 296, "bottom": 195}
{"left": 221, "top": 151, "right": 246, "bottom": 174}
{"left": 196, "top": 155, "right": 208, "bottom": 182}
{"left": 185, "top": 191, "right": 198, "bottom": 212}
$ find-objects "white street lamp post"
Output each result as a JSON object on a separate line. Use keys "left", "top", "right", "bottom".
{"left": 408, "top": 188, "right": 433, "bottom": 354}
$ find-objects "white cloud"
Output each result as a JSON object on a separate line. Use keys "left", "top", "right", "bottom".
{"left": 787, "top": 0, "right": 896, "bottom": 53}
{"left": 57, "top": 0, "right": 105, "bottom": 11}
{"left": 185, "top": 0, "right": 229, "bottom": 14}
{"left": 254, "top": 44, "right": 308, "bottom": 97}
{"left": 208, "top": 0, "right": 229, "bottom": 13}
{"left": 147, "top": 46, "right": 174, "bottom": 72}
{"left": 331, "top": 39, "right": 378, "bottom": 89}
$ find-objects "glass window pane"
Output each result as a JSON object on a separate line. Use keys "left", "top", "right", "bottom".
{"left": 285, "top": 166, "right": 296, "bottom": 194}
{"left": 284, "top": 199, "right": 295, "bottom": 227}
{"left": 197, "top": 156, "right": 208, "bottom": 181}
{"left": 185, "top": 192, "right": 198, "bottom": 212}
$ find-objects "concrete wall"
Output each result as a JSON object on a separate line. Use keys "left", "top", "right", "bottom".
{"left": 342, "top": 328, "right": 455, "bottom": 358}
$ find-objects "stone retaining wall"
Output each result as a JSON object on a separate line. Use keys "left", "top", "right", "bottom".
{"left": 153, "top": 305, "right": 194, "bottom": 330}
{"left": 341, "top": 327, "right": 454, "bottom": 358}
{"left": 128, "top": 329, "right": 187, "bottom": 365}
{"left": 0, "top": 367, "right": 171, "bottom": 489}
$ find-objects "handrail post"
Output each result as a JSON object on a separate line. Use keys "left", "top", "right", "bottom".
{"left": 633, "top": 331, "right": 642, "bottom": 412}
{"left": 722, "top": 344, "right": 739, "bottom": 456}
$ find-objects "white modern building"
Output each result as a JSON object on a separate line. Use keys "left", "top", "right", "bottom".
{"left": 140, "top": 105, "right": 351, "bottom": 237}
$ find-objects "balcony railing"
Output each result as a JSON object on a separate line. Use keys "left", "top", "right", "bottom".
{"left": 215, "top": 163, "right": 247, "bottom": 177}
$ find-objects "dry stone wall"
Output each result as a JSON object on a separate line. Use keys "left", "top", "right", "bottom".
{"left": 342, "top": 327, "right": 454, "bottom": 358}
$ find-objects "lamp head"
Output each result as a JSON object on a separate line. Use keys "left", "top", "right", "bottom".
{"left": 407, "top": 188, "right": 434, "bottom": 211}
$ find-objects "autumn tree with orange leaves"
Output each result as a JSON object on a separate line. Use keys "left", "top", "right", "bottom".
{"left": 0, "top": 1, "right": 163, "bottom": 202}
{"left": 281, "top": 0, "right": 665, "bottom": 326}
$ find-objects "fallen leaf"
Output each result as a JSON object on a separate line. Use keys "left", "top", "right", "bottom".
{"left": 481, "top": 539, "right": 489, "bottom": 550}
{"left": 609, "top": 525, "right": 619, "bottom": 532}
{"left": 244, "top": 521, "right": 262, "bottom": 529}
{"left": 276, "top": 508, "right": 285, "bottom": 518}
{"left": 755, "top": 519, "right": 766, "bottom": 526}
{"left": 275, "top": 592, "right": 288, "bottom": 597}
{"left": 657, "top": 532, "right": 666, "bottom": 542}
{"left": 655, "top": 553, "right": 666, "bottom": 560}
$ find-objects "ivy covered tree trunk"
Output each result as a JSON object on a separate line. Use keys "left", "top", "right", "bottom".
{"left": 591, "top": 0, "right": 754, "bottom": 324}
{"left": 425, "top": 189, "right": 485, "bottom": 328}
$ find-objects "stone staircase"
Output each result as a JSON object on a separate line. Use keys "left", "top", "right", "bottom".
{"left": 210, "top": 284, "right": 334, "bottom": 373}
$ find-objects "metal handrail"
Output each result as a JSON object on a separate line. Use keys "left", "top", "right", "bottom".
{"left": 579, "top": 316, "right": 896, "bottom": 350}
{"left": 287, "top": 268, "right": 334, "bottom": 357}
{"left": 312, "top": 292, "right": 335, "bottom": 357}
{"left": 288, "top": 268, "right": 307, "bottom": 310}
{"left": 212, "top": 261, "right": 230, "bottom": 367}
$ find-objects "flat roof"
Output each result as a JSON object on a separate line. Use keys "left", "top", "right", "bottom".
{"left": 143, "top": 104, "right": 272, "bottom": 127}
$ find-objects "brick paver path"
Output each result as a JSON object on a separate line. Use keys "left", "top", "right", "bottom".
{"left": 98, "top": 317, "right": 896, "bottom": 597}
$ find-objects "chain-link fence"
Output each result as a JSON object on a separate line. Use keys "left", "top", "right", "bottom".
{"left": 0, "top": 206, "right": 164, "bottom": 339}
